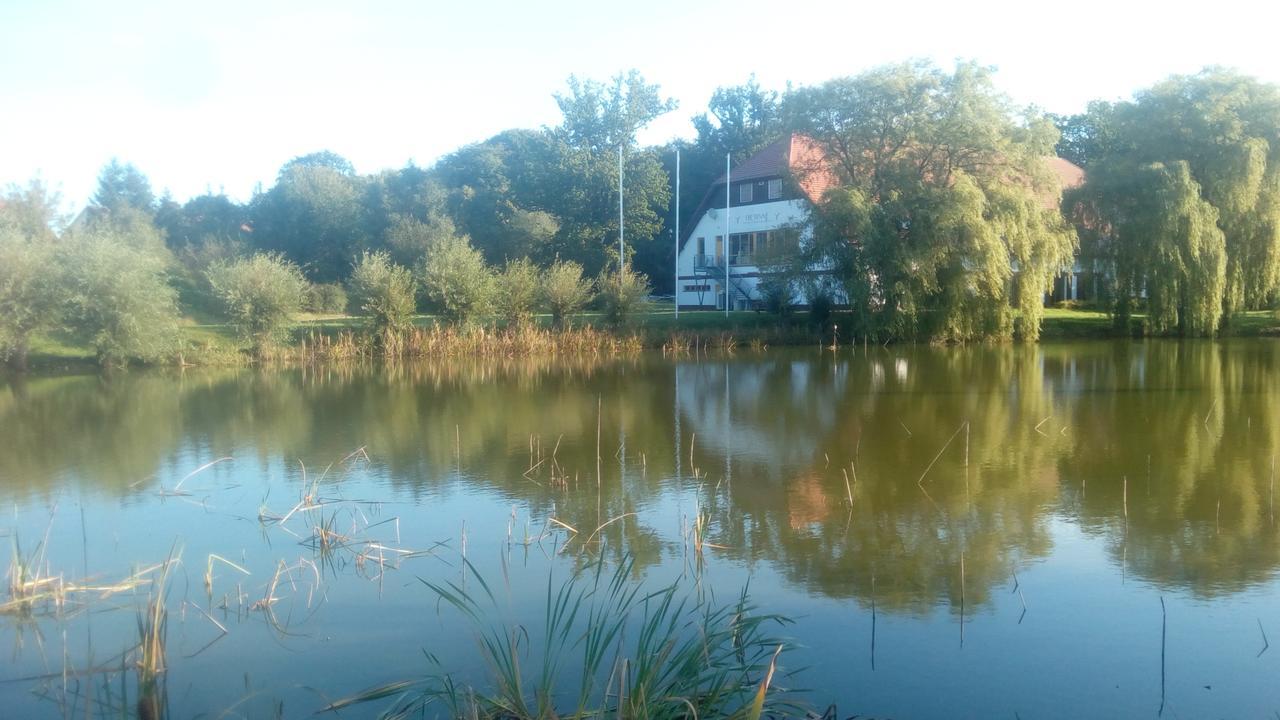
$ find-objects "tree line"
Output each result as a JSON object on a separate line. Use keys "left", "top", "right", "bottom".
{"left": 3, "top": 62, "right": 1279, "bottom": 367}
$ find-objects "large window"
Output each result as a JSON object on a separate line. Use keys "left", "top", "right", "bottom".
{"left": 767, "top": 178, "right": 782, "bottom": 200}
{"left": 729, "top": 229, "right": 800, "bottom": 266}
{"left": 739, "top": 183, "right": 753, "bottom": 203}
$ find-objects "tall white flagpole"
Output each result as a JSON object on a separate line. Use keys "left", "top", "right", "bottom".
{"left": 618, "top": 145, "right": 625, "bottom": 272}
{"left": 674, "top": 149, "right": 680, "bottom": 319}
{"left": 725, "top": 153, "right": 730, "bottom": 318}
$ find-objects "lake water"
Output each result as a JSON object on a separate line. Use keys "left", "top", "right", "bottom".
{"left": 3, "top": 340, "right": 1279, "bottom": 718}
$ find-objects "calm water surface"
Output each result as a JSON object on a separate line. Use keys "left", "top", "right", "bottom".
{"left": 3, "top": 340, "right": 1280, "bottom": 718}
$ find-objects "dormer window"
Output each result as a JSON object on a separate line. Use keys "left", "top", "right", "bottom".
{"left": 739, "top": 183, "right": 753, "bottom": 203}
{"left": 767, "top": 178, "right": 782, "bottom": 200}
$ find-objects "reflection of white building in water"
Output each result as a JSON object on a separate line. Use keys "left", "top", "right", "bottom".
{"left": 673, "top": 359, "right": 847, "bottom": 482}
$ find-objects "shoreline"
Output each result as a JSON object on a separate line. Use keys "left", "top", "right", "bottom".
{"left": 8, "top": 307, "right": 1280, "bottom": 374}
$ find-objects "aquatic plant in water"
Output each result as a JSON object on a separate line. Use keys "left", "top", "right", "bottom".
{"left": 326, "top": 555, "right": 798, "bottom": 719}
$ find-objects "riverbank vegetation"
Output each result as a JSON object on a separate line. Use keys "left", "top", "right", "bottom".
{"left": 4, "top": 64, "right": 1280, "bottom": 370}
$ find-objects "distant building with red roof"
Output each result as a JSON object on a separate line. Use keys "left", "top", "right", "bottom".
{"left": 676, "top": 133, "right": 842, "bottom": 310}
{"left": 675, "top": 132, "right": 1086, "bottom": 310}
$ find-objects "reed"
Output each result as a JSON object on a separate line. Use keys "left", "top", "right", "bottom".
{"left": 135, "top": 544, "right": 180, "bottom": 720}
{"left": 328, "top": 555, "right": 798, "bottom": 719}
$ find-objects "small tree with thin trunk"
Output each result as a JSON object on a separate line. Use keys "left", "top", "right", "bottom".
{"left": 207, "top": 253, "right": 308, "bottom": 354}
{"left": 0, "top": 228, "right": 63, "bottom": 370}
{"left": 498, "top": 258, "right": 540, "bottom": 328}
{"left": 419, "top": 234, "right": 494, "bottom": 327}
{"left": 597, "top": 267, "right": 651, "bottom": 326}
{"left": 350, "top": 250, "right": 417, "bottom": 337}
{"left": 61, "top": 230, "right": 180, "bottom": 366}
{"left": 542, "top": 259, "right": 594, "bottom": 327}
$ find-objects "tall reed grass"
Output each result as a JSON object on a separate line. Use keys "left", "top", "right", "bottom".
{"left": 327, "top": 555, "right": 798, "bottom": 719}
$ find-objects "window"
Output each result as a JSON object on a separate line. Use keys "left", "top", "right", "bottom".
{"left": 696, "top": 237, "right": 705, "bottom": 256}
{"left": 739, "top": 183, "right": 753, "bottom": 203}
{"left": 767, "top": 178, "right": 782, "bottom": 200}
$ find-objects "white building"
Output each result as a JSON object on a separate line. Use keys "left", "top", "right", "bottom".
{"left": 675, "top": 134, "right": 838, "bottom": 311}
{"left": 674, "top": 135, "right": 1089, "bottom": 310}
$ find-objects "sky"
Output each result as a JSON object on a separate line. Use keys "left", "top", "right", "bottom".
{"left": 3, "top": 0, "right": 1279, "bottom": 212}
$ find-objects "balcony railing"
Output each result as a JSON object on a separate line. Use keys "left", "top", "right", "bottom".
{"left": 694, "top": 253, "right": 760, "bottom": 269}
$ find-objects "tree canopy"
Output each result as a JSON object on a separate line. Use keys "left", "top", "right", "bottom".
{"left": 789, "top": 60, "right": 1077, "bottom": 340}
{"left": 1064, "top": 68, "right": 1280, "bottom": 331}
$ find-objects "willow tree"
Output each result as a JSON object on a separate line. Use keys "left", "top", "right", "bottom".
{"left": 1070, "top": 161, "right": 1226, "bottom": 334}
{"left": 1065, "top": 69, "right": 1280, "bottom": 328}
{"left": 789, "top": 60, "right": 1077, "bottom": 341}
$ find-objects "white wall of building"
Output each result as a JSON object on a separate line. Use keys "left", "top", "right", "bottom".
{"left": 675, "top": 197, "right": 812, "bottom": 310}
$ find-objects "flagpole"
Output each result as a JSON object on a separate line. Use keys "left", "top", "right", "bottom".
{"left": 618, "top": 145, "right": 625, "bottom": 272}
{"left": 674, "top": 148, "right": 680, "bottom": 320}
{"left": 724, "top": 153, "right": 730, "bottom": 318}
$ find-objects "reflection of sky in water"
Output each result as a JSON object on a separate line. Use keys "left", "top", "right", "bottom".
{"left": 3, "top": 341, "right": 1280, "bottom": 717}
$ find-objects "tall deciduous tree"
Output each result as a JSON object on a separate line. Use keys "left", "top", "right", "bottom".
{"left": 789, "top": 61, "right": 1077, "bottom": 341}
{"left": 1070, "top": 161, "right": 1226, "bottom": 334}
{"left": 1064, "top": 67, "right": 1280, "bottom": 325}
{"left": 250, "top": 152, "right": 369, "bottom": 282}
{"left": 519, "top": 71, "right": 676, "bottom": 278}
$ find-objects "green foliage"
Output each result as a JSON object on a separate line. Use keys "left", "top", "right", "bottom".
{"left": 0, "top": 177, "right": 66, "bottom": 241}
{"left": 154, "top": 193, "right": 248, "bottom": 249}
{"left": 59, "top": 231, "right": 180, "bottom": 366}
{"left": 206, "top": 253, "right": 308, "bottom": 352}
{"left": 419, "top": 234, "right": 494, "bottom": 326}
{"left": 1070, "top": 161, "right": 1227, "bottom": 335}
{"left": 0, "top": 228, "right": 63, "bottom": 368}
{"left": 92, "top": 159, "right": 155, "bottom": 214}
{"left": 497, "top": 257, "right": 540, "bottom": 327}
{"left": 349, "top": 251, "right": 416, "bottom": 335}
{"left": 434, "top": 131, "right": 561, "bottom": 265}
{"left": 250, "top": 153, "right": 368, "bottom": 282}
{"left": 303, "top": 282, "right": 349, "bottom": 314}
{"left": 553, "top": 70, "right": 678, "bottom": 152}
{"left": 1066, "top": 69, "right": 1280, "bottom": 327}
{"left": 597, "top": 267, "right": 652, "bottom": 326}
{"left": 511, "top": 71, "right": 675, "bottom": 276}
{"left": 384, "top": 212, "right": 458, "bottom": 267}
{"left": 542, "top": 259, "right": 594, "bottom": 327}
{"left": 331, "top": 556, "right": 795, "bottom": 720}
{"left": 791, "top": 60, "right": 1077, "bottom": 341}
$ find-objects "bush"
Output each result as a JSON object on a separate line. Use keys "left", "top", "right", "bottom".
{"left": 757, "top": 272, "right": 794, "bottom": 316}
{"left": 497, "top": 258, "right": 540, "bottom": 327}
{"left": 419, "top": 234, "right": 494, "bottom": 326}
{"left": 808, "top": 288, "right": 833, "bottom": 327}
{"left": 304, "top": 282, "right": 349, "bottom": 314}
{"left": 206, "top": 253, "right": 308, "bottom": 353}
{"left": 60, "top": 231, "right": 180, "bottom": 366}
{"left": 0, "top": 228, "right": 63, "bottom": 369}
{"left": 542, "top": 259, "right": 593, "bottom": 327}
{"left": 349, "top": 251, "right": 416, "bottom": 336}
{"left": 597, "top": 267, "right": 651, "bottom": 326}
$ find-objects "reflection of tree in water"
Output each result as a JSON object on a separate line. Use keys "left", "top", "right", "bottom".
{"left": 5, "top": 340, "right": 1280, "bottom": 603}
{"left": 1059, "top": 340, "right": 1280, "bottom": 597}
{"left": 697, "top": 347, "right": 1061, "bottom": 614}
{"left": 0, "top": 372, "right": 190, "bottom": 498}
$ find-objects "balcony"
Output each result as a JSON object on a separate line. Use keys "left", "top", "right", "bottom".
{"left": 694, "top": 253, "right": 760, "bottom": 269}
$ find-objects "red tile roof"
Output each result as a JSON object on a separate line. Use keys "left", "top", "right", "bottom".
{"left": 1046, "top": 156, "right": 1085, "bottom": 190}
{"left": 712, "top": 133, "right": 838, "bottom": 204}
